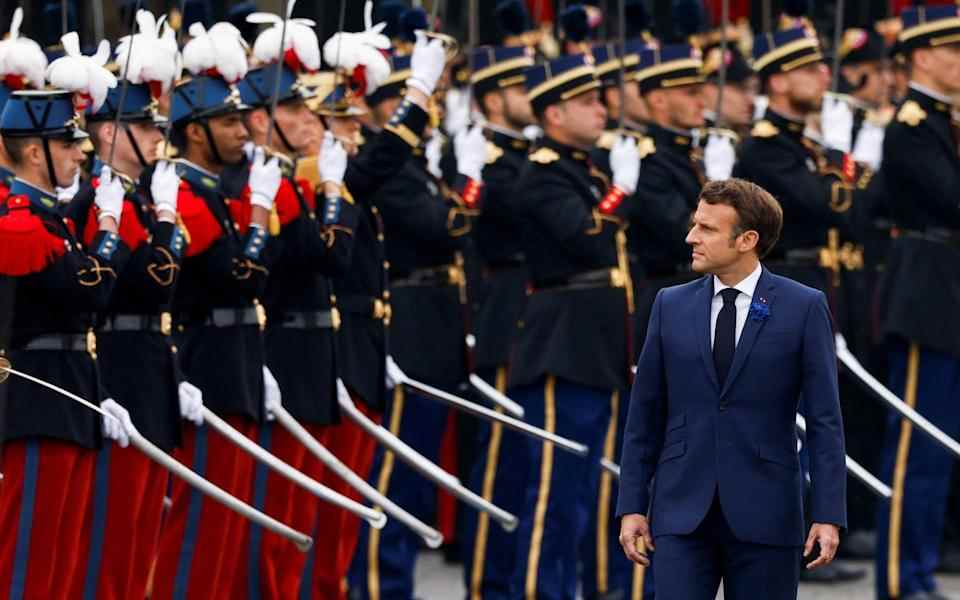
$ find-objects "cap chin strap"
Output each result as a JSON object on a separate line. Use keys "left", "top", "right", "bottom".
{"left": 41, "top": 138, "right": 60, "bottom": 196}
{"left": 122, "top": 123, "right": 149, "bottom": 169}
{"left": 199, "top": 119, "right": 226, "bottom": 165}
{"left": 271, "top": 118, "right": 296, "bottom": 155}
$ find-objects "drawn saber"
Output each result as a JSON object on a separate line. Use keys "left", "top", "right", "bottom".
{"left": 400, "top": 376, "right": 589, "bottom": 457}
{"left": 338, "top": 391, "right": 519, "bottom": 532}
{"left": 271, "top": 404, "right": 444, "bottom": 548}
{"left": 795, "top": 413, "right": 891, "bottom": 499}
{"left": 201, "top": 408, "right": 387, "bottom": 529}
{"left": 836, "top": 333, "right": 960, "bottom": 461}
{"left": 468, "top": 374, "right": 524, "bottom": 418}
{"left": 0, "top": 360, "right": 312, "bottom": 551}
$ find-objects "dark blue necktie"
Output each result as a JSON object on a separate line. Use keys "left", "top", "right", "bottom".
{"left": 714, "top": 288, "right": 740, "bottom": 386}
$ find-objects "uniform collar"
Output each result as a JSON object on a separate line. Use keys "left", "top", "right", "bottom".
{"left": 647, "top": 122, "right": 695, "bottom": 152}
{"left": 764, "top": 108, "right": 806, "bottom": 139}
{"left": 9, "top": 178, "right": 59, "bottom": 214}
{"left": 0, "top": 164, "right": 15, "bottom": 190}
{"left": 541, "top": 136, "right": 592, "bottom": 164}
{"left": 487, "top": 125, "right": 530, "bottom": 154}
{"left": 713, "top": 262, "right": 762, "bottom": 299}
{"left": 906, "top": 83, "right": 953, "bottom": 116}
{"left": 174, "top": 159, "right": 221, "bottom": 192}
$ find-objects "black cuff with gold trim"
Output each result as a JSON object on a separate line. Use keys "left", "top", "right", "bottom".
{"left": 384, "top": 99, "right": 429, "bottom": 148}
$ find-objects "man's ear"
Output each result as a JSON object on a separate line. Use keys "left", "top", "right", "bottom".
{"left": 185, "top": 122, "right": 206, "bottom": 147}
{"left": 739, "top": 229, "right": 760, "bottom": 253}
{"left": 544, "top": 104, "right": 562, "bottom": 129}
{"left": 767, "top": 72, "right": 787, "bottom": 97}
{"left": 23, "top": 140, "right": 44, "bottom": 168}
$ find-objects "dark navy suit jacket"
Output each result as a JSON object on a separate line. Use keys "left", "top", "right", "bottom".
{"left": 616, "top": 267, "right": 847, "bottom": 547}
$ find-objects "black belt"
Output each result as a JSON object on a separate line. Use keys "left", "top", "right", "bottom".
{"left": 277, "top": 310, "right": 338, "bottom": 329}
{"left": 783, "top": 247, "right": 822, "bottom": 266}
{"left": 899, "top": 228, "right": 960, "bottom": 247}
{"left": 200, "top": 306, "right": 265, "bottom": 328}
{"left": 391, "top": 264, "right": 463, "bottom": 288}
{"left": 23, "top": 333, "right": 92, "bottom": 353}
{"left": 535, "top": 268, "right": 626, "bottom": 292}
{"left": 100, "top": 313, "right": 169, "bottom": 334}
{"left": 337, "top": 295, "right": 392, "bottom": 322}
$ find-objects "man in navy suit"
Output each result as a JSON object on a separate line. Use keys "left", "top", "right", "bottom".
{"left": 616, "top": 178, "right": 847, "bottom": 599}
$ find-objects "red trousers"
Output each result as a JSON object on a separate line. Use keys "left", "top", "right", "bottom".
{"left": 0, "top": 439, "right": 95, "bottom": 600}
{"left": 229, "top": 421, "right": 327, "bottom": 600}
{"left": 152, "top": 417, "right": 257, "bottom": 600}
{"left": 310, "top": 401, "right": 382, "bottom": 600}
{"left": 68, "top": 443, "right": 169, "bottom": 600}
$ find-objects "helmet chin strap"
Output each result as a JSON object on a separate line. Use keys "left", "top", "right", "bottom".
{"left": 199, "top": 119, "right": 226, "bottom": 165}
{"left": 41, "top": 138, "right": 60, "bottom": 193}
{"left": 122, "top": 123, "right": 148, "bottom": 170}
{"left": 271, "top": 118, "right": 296, "bottom": 155}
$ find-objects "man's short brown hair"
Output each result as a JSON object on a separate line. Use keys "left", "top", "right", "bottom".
{"left": 698, "top": 178, "right": 783, "bottom": 258}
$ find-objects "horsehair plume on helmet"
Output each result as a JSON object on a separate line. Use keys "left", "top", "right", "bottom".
{"left": 115, "top": 9, "right": 181, "bottom": 97}
{"left": 247, "top": 0, "right": 320, "bottom": 72}
{"left": 0, "top": 8, "right": 49, "bottom": 90}
{"left": 45, "top": 33, "right": 118, "bottom": 111}
{"left": 321, "top": 0, "right": 391, "bottom": 96}
{"left": 182, "top": 22, "right": 250, "bottom": 83}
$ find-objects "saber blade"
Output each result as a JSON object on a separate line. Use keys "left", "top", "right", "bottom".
{"left": 795, "top": 413, "right": 891, "bottom": 499}
{"left": 468, "top": 374, "right": 524, "bottom": 418}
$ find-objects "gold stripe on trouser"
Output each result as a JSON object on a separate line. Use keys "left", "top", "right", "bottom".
{"left": 596, "top": 390, "right": 620, "bottom": 594}
{"left": 631, "top": 564, "right": 647, "bottom": 600}
{"left": 368, "top": 385, "right": 406, "bottom": 600}
{"left": 470, "top": 367, "right": 508, "bottom": 600}
{"left": 525, "top": 376, "right": 557, "bottom": 600}
{"left": 888, "top": 343, "right": 921, "bottom": 599}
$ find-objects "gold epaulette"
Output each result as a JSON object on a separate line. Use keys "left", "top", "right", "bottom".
{"left": 751, "top": 120, "right": 779, "bottom": 138}
{"left": 596, "top": 130, "right": 618, "bottom": 150}
{"left": 296, "top": 155, "right": 320, "bottom": 187}
{"left": 529, "top": 147, "right": 560, "bottom": 165}
{"left": 896, "top": 100, "right": 927, "bottom": 127}
{"left": 637, "top": 136, "right": 656, "bottom": 158}
{"left": 486, "top": 141, "right": 504, "bottom": 165}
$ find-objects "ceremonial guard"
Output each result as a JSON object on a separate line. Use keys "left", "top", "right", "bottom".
{"left": 507, "top": 53, "right": 639, "bottom": 600}
{"left": 699, "top": 41, "right": 757, "bottom": 136}
{"left": 0, "top": 86, "right": 134, "bottom": 598}
{"left": 348, "top": 36, "right": 490, "bottom": 600}
{"left": 151, "top": 23, "right": 283, "bottom": 599}
{"left": 63, "top": 13, "right": 194, "bottom": 599}
{"left": 459, "top": 45, "right": 536, "bottom": 600}
{"left": 874, "top": 7, "right": 960, "bottom": 600}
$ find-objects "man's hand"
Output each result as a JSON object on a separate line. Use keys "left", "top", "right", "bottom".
{"left": 619, "top": 513, "right": 654, "bottom": 566}
{"left": 804, "top": 523, "right": 840, "bottom": 570}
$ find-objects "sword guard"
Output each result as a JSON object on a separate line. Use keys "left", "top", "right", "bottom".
{"left": 0, "top": 355, "right": 10, "bottom": 383}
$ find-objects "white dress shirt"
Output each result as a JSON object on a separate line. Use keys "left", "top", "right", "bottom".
{"left": 710, "top": 263, "right": 763, "bottom": 349}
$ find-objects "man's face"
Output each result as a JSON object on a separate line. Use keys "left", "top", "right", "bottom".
{"left": 720, "top": 79, "right": 758, "bottom": 127}
{"left": 372, "top": 97, "right": 402, "bottom": 128}
{"left": 206, "top": 112, "right": 249, "bottom": 164}
{"left": 327, "top": 115, "right": 361, "bottom": 156}
{"left": 49, "top": 138, "right": 86, "bottom": 188}
{"left": 921, "top": 44, "right": 960, "bottom": 95}
{"left": 554, "top": 89, "right": 607, "bottom": 146}
{"left": 623, "top": 81, "right": 649, "bottom": 124}
{"left": 123, "top": 121, "right": 164, "bottom": 165}
{"left": 686, "top": 200, "right": 747, "bottom": 274}
{"left": 501, "top": 85, "right": 535, "bottom": 129}
{"left": 780, "top": 62, "right": 830, "bottom": 114}
{"left": 272, "top": 99, "right": 318, "bottom": 154}
{"left": 842, "top": 61, "right": 890, "bottom": 107}
{"left": 663, "top": 84, "right": 706, "bottom": 130}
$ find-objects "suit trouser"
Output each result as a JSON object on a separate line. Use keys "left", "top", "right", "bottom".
{"left": 71, "top": 442, "right": 169, "bottom": 600}
{"left": 875, "top": 342, "right": 960, "bottom": 599}
{"left": 0, "top": 439, "right": 95, "bottom": 600}
{"left": 507, "top": 375, "right": 612, "bottom": 600}
{"left": 580, "top": 388, "right": 655, "bottom": 600}
{"left": 461, "top": 367, "right": 531, "bottom": 600}
{"left": 654, "top": 496, "right": 800, "bottom": 600}
{"left": 152, "top": 418, "right": 257, "bottom": 600}
{"left": 348, "top": 386, "right": 452, "bottom": 600}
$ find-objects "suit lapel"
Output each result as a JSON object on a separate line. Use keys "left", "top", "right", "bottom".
{"left": 696, "top": 276, "right": 720, "bottom": 391}
{"left": 719, "top": 268, "right": 778, "bottom": 398}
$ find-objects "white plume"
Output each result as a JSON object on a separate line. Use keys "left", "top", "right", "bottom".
{"left": 115, "top": 9, "right": 181, "bottom": 94}
{"left": 45, "top": 33, "right": 118, "bottom": 111}
{"left": 0, "top": 8, "right": 48, "bottom": 88}
{"left": 322, "top": 32, "right": 391, "bottom": 94}
{"left": 182, "top": 22, "right": 249, "bottom": 83}
{"left": 248, "top": 0, "right": 320, "bottom": 72}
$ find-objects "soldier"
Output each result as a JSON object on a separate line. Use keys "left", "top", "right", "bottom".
{"left": 0, "top": 88, "right": 134, "bottom": 599}
{"left": 837, "top": 28, "right": 894, "bottom": 171}
{"left": 64, "top": 18, "right": 195, "bottom": 598}
{"left": 874, "top": 7, "right": 960, "bottom": 600}
{"left": 347, "top": 43, "right": 490, "bottom": 600}
{"left": 458, "top": 45, "right": 536, "bottom": 600}
{"left": 507, "top": 53, "right": 639, "bottom": 600}
{"left": 699, "top": 42, "right": 757, "bottom": 137}
{"left": 150, "top": 23, "right": 284, "bottom": 600}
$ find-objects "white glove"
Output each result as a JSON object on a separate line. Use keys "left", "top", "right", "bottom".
{"left": 242, "top": 141, "right": 256, "bottom": 161}
{"left": 178, "top": 380, "right": 204, "bottom": 426}
{"left": 704, "top": 133, "right": 737, "bottom": 181}
{"left": 406, "top": 31, "right": 445, "bottom": 96}
{"left": 385, "top": 355, "right": 408, "bottom": 391}
{"left": 444, "top": 88, "right": 471, "bottom": 136}
{"left": 610, "top": 136, "right": 641, "bottom": 195}
{"left": 95, "top": 166, "right": 125, "bottom": 223}
{"left": 248, "top": 147, "right": 282, "bottom": 211}
{"left": 263, "top": 366, "right": 282, "bottom": 421}
{"left": 425, "top": 133, "right": 444, "bottom": 179}
{"left": 318, "top": 132, "right": 348, "bottom": 188}
{"left": 57, "top": 172, "right": 80, "bottom": 204}
{"left": 852, "top": 120, "right": 885, "bottom": 171}
{"left": 753, "top": 94, "right": 769, "bottom": 122}
{"left": 101, "top": 398, "right": 136, "bottom": 448}
{"left": 523, "top": 125, "right": 543, "bottom": 142}
{"left": 821, "top": 95, "right": 854, "bottom": 154}
{"left": 150, "top": 160, "right": 181, "bottom": 218}
{"left": 454, "top": 125, "right": 487, "bottom": 182}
